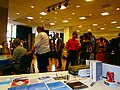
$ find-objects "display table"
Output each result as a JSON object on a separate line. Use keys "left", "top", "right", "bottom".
{"left": 0, "top": 71, "right": 120, "bottom": 90}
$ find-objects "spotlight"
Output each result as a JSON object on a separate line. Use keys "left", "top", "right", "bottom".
{"left": 58, "top": 3, "right": 61, "bottom": 9}
{"left": 64, "top": 2, "right": 69, "bottom": 7}
{"left": 52, "top": 6, "right": 55, "bottom": 11}
{"left": 47, "top": 8, "right": 50, "bottom": 12}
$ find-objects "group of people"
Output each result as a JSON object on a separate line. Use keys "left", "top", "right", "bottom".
{"left": 65, "top": 31, "right": 120, "bottom": 70}
{"left": 0, "top": 25, "right": 120, "bottom": 75}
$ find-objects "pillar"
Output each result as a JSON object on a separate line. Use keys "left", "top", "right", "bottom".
{"left": 64, "top": 26, "right": 73, "bottom": 44}
{"left": 0, "top": 0, "right": 8, "bottom": 44}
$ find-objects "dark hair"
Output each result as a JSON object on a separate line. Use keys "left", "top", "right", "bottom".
{"left": 88, "top": 32, "right": 92, "bottom": 36}
{"left": 99, "top": 37, "right": 104, "bottom": 41}
{"left": 72, "top": 31, "right": 77, "bottom": 36}
{"left": 80, "top": 35, "right": 84, "bottom": 39}
{"left": 37, "top": 26, "right": 44, "bottom": 31}
{"left": 1, "top": 41, "right": 6, "bottom": 46}
{"left": 83, "top": 33, "right": 89, "bottom": 39}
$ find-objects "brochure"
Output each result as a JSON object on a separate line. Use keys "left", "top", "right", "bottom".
{"left": 8, "top": 86, "right": 28, "bottom": 90}
{"left": 29, "top": 83, "right": 48, "bottom": 90}
{"left": 67, "top": 81, "right": 88, "bottom": 89}
{"left": 47, "top": 81, "right": 72, "bottom": 90}
{"left": 11, "top": 77, "right": 28, "bottom": 87}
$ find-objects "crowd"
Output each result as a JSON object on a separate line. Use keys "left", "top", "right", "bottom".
{"left": 0, "top": 26, "right": 120, "bottom": 75}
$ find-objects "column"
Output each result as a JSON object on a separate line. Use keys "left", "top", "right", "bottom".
{"left": 63, "top": 26, "right": 73, "bottom": 44}
{"left": 0, "top": 0, "right": 8, "bottom": 44}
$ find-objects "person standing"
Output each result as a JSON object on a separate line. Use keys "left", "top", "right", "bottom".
{"left": 80, "top": 33, "right": 93, "bottom": 64}
{"left": 65, "top": 32, "right": 80, "bottom": 70}
{"left": 27, "top": 26, "right": 50, "bottom": 73}
{"left": 88, "top": 32, "right": 96, "bottom": 60}
{"left": 110, "top": 33, "right": 120, "bottom": 65}
{"left": 96, "top": 37, "right": 106, "bottom": 62}
{"left": 56, "top": 33, "right": 63, "bottom": 68}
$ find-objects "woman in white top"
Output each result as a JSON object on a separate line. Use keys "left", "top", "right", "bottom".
{"left": 27, "top": 26, "right": 50, "bottom": 73}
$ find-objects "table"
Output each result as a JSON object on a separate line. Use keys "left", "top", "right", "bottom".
{"left": 0, "top": 55, "right": 11, "bottom": 75}
{"left": 0, "top": 55, "right": 10, "bottom": 66}
{"left": 0, "top": 71, "right": 120, "bottom": 90}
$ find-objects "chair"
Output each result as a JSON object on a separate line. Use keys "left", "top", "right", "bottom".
{"left": 19, "top": 54, "right": 33, "bottom": 74}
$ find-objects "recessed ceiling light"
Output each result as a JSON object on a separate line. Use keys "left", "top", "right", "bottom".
{"left": 85, "top": 0, "right": 94, "bottom": 2}
{"left": 76, "top": 30, "right": 80, "bottom": 32}
{"left": 27, "top": 16, "right": 33, "bottom": 20}
{"left": 100, "top": 27, "right": 105, "bottom": 30}
{"left": 101, "top": 12, "right": 109, "bottom": 16}
{"left": 116, "top": 26, "right": 120, "bottom": 29}
{"left": 39, "top": 17, "right": 42, "bottom": 18}
{"left": 89, "top": 14, "right": 92, "bottom": 16}
{"left": 40, "top": 12, "right": 47, "bottom": 15}
{"left": 79, "top": 17, "right": 86, "bottom": 20}
{"left": 41, "top": 20, "right": 44, "bottom": 22}
{"left": 31, "top": 5, "right": 34, "bottom": 8}
{"left": 72, "top": 12, "right": 75, "bottom": 15}
{"left": 55, "top": 17, "right": 57, "bottom": 19}
{"left": 55, "top": 12, "right": 57, "bottom": 14}
{"left": 93, "top": 24, "right": 97, "bottom": 26}
{"left": 50, "top": 22, "right": 55, "bottom": 25}
{"left": 69, "top": 18, "right": 72, "bottom": 20}
{"left": 78, "top": 25, "right": 82, "bottom": 28}
{"left": 116, "top": 7, "right": 120, "bottom": 11}
{"left": 87, "top": 29, "right": 91, "bottom": 31}
{"left": 63, "top": 20, "right": 69, "bottom": 23}
{"left": 8, "top": 17, "right": 10, "bottom": 20}
{"left": 76, "top": 5, "right": 80, "bottom": 8}
{"left": 16, "top": 13, "right": 19, "bottom": 15}
{"left": 111, "top": 21, "right": 117, "bottom": 24}
{"left": 60, "top": 5, "right": 67, "bottom": 10}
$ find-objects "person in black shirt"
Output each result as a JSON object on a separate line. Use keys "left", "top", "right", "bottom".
{"left": 80, "top": 33, "right": 93, "bottom": 64}
{"left": 110, "top": 33, "right": 120, "bottom": 65}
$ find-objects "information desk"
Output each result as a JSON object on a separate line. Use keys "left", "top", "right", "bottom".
{"left": 0, "top": 71, "right": 120, "bottom": 90}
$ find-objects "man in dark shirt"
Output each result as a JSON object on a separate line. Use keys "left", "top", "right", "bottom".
{"left": 80, "top": 33, "right": 93, "bottom": 64}
{"left": 56, "top": 33, "right": 63, "bottom": 68}
{"left": 111, "top": 33, "right": 120, "bottom": 65}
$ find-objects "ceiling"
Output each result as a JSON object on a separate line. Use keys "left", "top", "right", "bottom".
{"left": 8, "top": 0, "right": 120, "bottom": 40}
